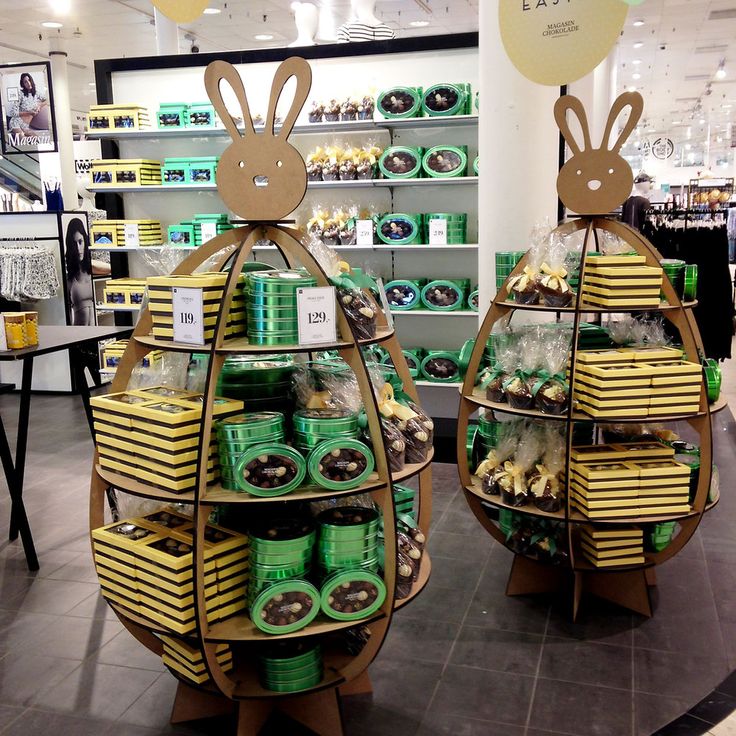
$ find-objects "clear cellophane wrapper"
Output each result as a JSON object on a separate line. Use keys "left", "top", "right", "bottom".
{"left": 532, "top": 327, "right": 571, "bottom": 415}
{"left": 528, "top": 424, "right": 565, "bottom": 512}
{"left": 497, "top": 421, "right": 542, "bottom": 507}
{"left": 538, "top": 234, "right": 574, "bottom": 307}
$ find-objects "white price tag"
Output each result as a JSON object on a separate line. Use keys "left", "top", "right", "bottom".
{"left": 356, "top": 219, "right": 374, "bottom": 246}
{"left": 374, "top": 278, "right": 394, "bottom": 329}
{"left": 123, "top": 223, "right": 140, "bottom": 248}
{"left": 297, "top": 286, "right": 337, "bottom": 346}
{"left": 172, "top": 287, "right": 204, "bottom": 345}
{"left": 428, "top": 218, "right": 447, "bottom": 245}
{"left": 199, "top": 222, "right": 217, "bottom": 244}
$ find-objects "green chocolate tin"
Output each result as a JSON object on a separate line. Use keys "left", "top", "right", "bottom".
{"left": 247, "top": 316, "right": 300, "bottom": 333}
{"left": 250, "top": 580, "right": 320, "bottom": 635}
{"left": 247, "top": 292, "right": 299, "bottom": 307}
{"left": 261, "top": 659, "right": 323, "bottom": 683}
{"left": 307, "top": 439, "right": 375, "bottom": 490}
{"left": 420, "top": 280, "right": 465, "bottom": 311}
{"left": 420, "top": 351, "right": 461, "bottom": 382}
{"left": 248, "top": 332, "right": 299, "bottom": 346}
{"left": 384, "top": 279, "right": 424, "bottom": 310}
{"left": 422, "top": 83, "right": 468, "bottom": 117}
{"left": 320, "top": 570, "right": 386, "bottom": 621}
{"left": 217, "top": 412, "right": 284, "bottom": 441}
{"left": 684, "top": 264, "right": 698, "bottom": 301}
{"left": 376, "top": 87, "right": 422, "bottom": 119}
{"left": 318, "top": 527, "right": 380, "bottom": 546}
{"left": 422, "top": 145, "right": 467, "bottom": 178}
{"left": 233, "top": 445, "right": 306, "bottom": 497}
{"left": 473, "top": 156, "right": 479, "bottom": 175}
{"left": 376, "top": 213, "right": 423, "bottom": 246}
{"left": 250, "top": 563, "right": 311, "bottom": 582}
{"left": 459, "top": 339, "right": 475, "bottom": 377}
{"left": 260, "top": 642, "right": 321, "bottom": 669}
{"left": 248, "top": 269, "right": 316, "bottom": 292}
{"left": 261, "top": 671, "right": 324, "bottom": 692}
{"left": 251, "top": 549, "right": 313, "bottom": 568}
{"left": 468, "top": 289, "right": 479, "bottom": 311}
{"left": 250, "top": 517, "right": 316, "bottom": 545}
{"left": 703, "top": 358, "right": 721, "bottom": 402}
{"left": 378, "top": 146, "right": 423, "bottom": 179}
{"left": 293, "top": 409, "right": 359, "bottom": 435}
{"left": 317, "top": 506, "right": 379, "bottom": 533}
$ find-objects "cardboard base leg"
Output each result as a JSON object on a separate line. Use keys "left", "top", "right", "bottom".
{"left": 280, "top": 688, "right": 344, "bottom": 736}
{"left": 506, "top": 554, "right": 565, "bottom": 597}
{"left": 581, "top": 568, "right": 653, "bottom": 618}
{"left": 170, "top": 682, "right": 234, "bottom": 724}
{"left": 339, "top": 671, "right": 372, "bottom": 697}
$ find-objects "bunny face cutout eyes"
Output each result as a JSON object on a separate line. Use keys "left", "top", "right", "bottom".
{"left": 205, "top": 58, "right": 312, "bottom": 222}
{"left": 554, "top": 92, "right": 644, "bottom": 216}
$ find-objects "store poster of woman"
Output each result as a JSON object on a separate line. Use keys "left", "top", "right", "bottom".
{"left": 63, "top": 217, "right": 110, "bottom": 326}
{"left": 0, "top": 62, "right": 57, "bottom": 153}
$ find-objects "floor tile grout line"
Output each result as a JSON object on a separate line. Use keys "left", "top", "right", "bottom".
{"left": 0, "top": 706, "right": 30, "bottom": 735}
{"left": 523, "top": 603, "right": 552, "bottom": 736}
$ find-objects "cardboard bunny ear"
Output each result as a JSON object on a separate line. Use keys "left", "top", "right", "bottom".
{"left": 601, "top": 91, "right": 644, "bottom": 153}
{"left": 554, "top": 95, "right": 592, "bottom": 156}
{"left": 205, "top": 60, "right": 256, "bottom": 142}
{"left": 266, "top": 57, "right": 312, "bottom": 138}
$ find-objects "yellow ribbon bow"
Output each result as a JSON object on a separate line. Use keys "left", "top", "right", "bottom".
{"left": 510, "top": 265, "right": 538, "bottom": 293}
{"left": 530, "top": 464, "right": 559, "bottom": 497}
{"left": 307, "top": 147, "right": 325, "bottom": 163}
{"left": 475, "top": 450, "right": 501, "bottom": 479}
{"left": 308, "top": 209, "right": 329, "bottom": 231}
{"left": 305, "top": 390, "right": 334, "bottom": 409}
{"left": 498, "top": 460, "right": 526, "bottom": 495}
{"left": 539, "top": 262, "right": 570, "bottom": 293}
{"left": 378, "top": 383, "right": 417, "bottom": 422}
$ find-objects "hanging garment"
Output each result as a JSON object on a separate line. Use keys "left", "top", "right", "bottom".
{"left": 622, "top": 195, "right": 650, "bottom": 232}
{"left": 642, "top": 220, "right": 733, "bottom": 361}
{"left": 0, "top": 244, "right": 60, "bottom": 301}
{"left": 44, "top": 181, "right": 64, "bottom": 212}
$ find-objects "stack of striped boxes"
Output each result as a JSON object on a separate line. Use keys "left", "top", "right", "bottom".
{"left": 147, "top": 272, "right": 246, "bottom": 343}
{"left": 160, "top": 636, "right": 233, "bottom": 685}
{"left": 573, "top": 346, "right": 702, "bottom": 418}
{"left": 581, "top": 253, "right": 663, "bottom": 309}
{"left": 570, "top": 442, "right": 691, "bottom": 519}
{"left": 91, "top": 220, "right": 163, "bottom": 248}
{"left": 92, "top": 510, "right": 249, "bottom": 634}
{"left": 91, "top": 386, "right": 243, "bottom": 493}
{"left": 580, "top": 526, "right": 645, "bottom": 567}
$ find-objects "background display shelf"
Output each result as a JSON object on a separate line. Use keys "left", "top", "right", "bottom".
{"left": 457, "top": 215, "right": 718, "bottom": 621}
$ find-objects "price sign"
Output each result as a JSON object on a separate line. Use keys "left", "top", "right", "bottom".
{"left": 200, "top": 222, "right": 217, "bottom": 244}
{"left": 172, "top": 287, "right": 204, "bottom": 345}
{"left": 356, "top": 219, "right": 374, "bottom": 246}
{"left": 428, "top": 218, "right": 447, "bottom": 245}
{"left": 123, "top": 223, "right": 140, "bottom": 248}
{"left": 297, "top": 286, "right": 337, "bottom": 346}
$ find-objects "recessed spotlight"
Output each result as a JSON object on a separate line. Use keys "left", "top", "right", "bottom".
{"left": 716, "top": 68, "right": 727, "bottom": 80}
{"left": 647, "top": 127, "right": 656, "bottom": 133}
{"left": 203, "top": 7, "right": 221, "bottom": 14}
{"left": 632, "top": 59, "right": 642, "bottom": 65}
{"left": 723, "top": 104, "right": 733, "bottom": 109}
{"left": 633, "top": 19, "right": 645, "bottom": 27}
{"left": 255, "top": 33, "right": 274, "bottom": 40}
{"left": 88, "top": 82, "right": 95, "bottom": 86}
{"left": 632, "top": 73, "right": 641, "bottom": 80}
{"left": 699, "top": 118, "right": 705, "bottom": 124}
{"left": 49, "top": 0, "right": 71, "bottom": 13}
{"left": 627, "top": 86, "right": 637, "bottom": 92}
{"left": 41, "top": 20, "right": 63, "bottom": 28}
{"left": 410, "top": 20, "right": 429, "bottom": 27}
{"left": 672, "top": 120, "right": 682, "bottom": 125}
{"left": 633, "top": 41, "right": 644, "bottom": 49}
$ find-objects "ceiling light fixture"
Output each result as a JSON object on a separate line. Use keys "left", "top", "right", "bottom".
{"left": 633, "top": 41, "right": 644, "bottom": 49}
{"left": 672, "top": 120, "right": 682, "bottom": 125}
{"left": 41, "top": 20, "right": 63, "bottom": 28}
{"left": 627, "top": 86, "right": 637, "bottom": 92}
{"left": 632, "top": 59, "right": 642, "bottom": 65}
{"left": 410, "top": 20, "right": 429, "bottom": 27}
{"left": 49, "top": 0, "right": 71, "bottom": 13}
{"left": 633, "top": 19, "right": 645, "bottom": 26}
{"left": 716, "top": 59, "right": 727, "bottom": 79}
{"left": 632, "top": 73, "right": 641, "bottom": 80}
{"left": 203, "top": 7, "right": 221, "bottom": 14}
{"left": 699, "top": 118, "right": 705, "bottom": 124}
{"left": 255, "top": 33, "right": 274, "bottom": 40}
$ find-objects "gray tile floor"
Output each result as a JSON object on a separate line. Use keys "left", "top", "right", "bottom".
{"left": 0, "top": 390, "right": 735, "bottom": 735}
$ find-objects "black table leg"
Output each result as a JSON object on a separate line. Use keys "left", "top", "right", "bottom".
{"left": 7, "top": 356, "right": 39, "bottom": 570}
{"left": 70, "top": 346, "right": 94, "bottom": 437}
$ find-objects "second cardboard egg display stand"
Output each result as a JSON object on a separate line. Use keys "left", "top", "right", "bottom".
{"left": 456, "top": 91, "right": 725, "bottom": 620}
{"left": 89, "top": 57, "right": 432, "bottom": 735}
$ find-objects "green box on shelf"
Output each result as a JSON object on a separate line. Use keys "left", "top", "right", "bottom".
{"left": 188, "top": 157, "right": 219, "bottom": 185}
{"left": 378, "top": 147, "right": 424, "bottom": 180}
{"left": 168, "top": 223, "right": 196, "bottom": 246}
{"left": 162, "top": 158, "right": 189, "bottom": 185}
{"left": 422, "top": 145, "right": 468, "bottom": 178}
{"left": 157, "top": 102, "right": 188, "bottom": 129}
{"left": 188, "top": 102, "right": 216, "bottom": 128}
{"left": 376, "top": 86, "right": 422, "bottom": 119}
{"left": 420, "top": 279, "right": 470, "bottom": 312}
{"left": 420, "top": 350, "right": 461, "bottom": 383}
{"left": 376, "top": 213, "right": 424, "bottom": 245}
{"left": 421, "top": 83, "right": 469, "bottom": 117}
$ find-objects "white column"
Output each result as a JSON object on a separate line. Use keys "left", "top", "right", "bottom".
{"left": 154, "top": 7, "right": 179, "bottom": 56}
{"left": 48, "top": 38, "right": 78, "bottom": 211}
{"left": 569, "top": 47, "right": 618, "bottom": 148}
{"left": 477, "top": 2, "right": 561, "bottom": 309}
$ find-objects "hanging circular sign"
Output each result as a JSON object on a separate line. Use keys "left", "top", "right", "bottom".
{"left": 150, "top": 0, "right": 209, "bottom": 23}
{"left": 499, "top": 0, "right": 629, "bottom": 86}
{"left": 651, "top": 138, "right": 674, "bottom": 160}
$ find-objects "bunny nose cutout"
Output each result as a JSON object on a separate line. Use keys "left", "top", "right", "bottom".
{"left": 587, "top": 179, "right": 602, "bottom": 191}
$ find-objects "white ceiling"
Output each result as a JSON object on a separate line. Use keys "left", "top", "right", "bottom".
{"left": 0, "top": 0, "right": 732, "bottom": 157}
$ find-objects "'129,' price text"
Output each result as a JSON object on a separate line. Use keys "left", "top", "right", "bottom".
{"left": 307, "top": 311, "right": 327, "bottom": 324}
{"left": 297, "top": 286, "right": 337, "bottom": 345}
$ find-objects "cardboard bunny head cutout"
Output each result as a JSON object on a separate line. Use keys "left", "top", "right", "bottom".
{"left": 204, "top": 57, "right": 312, "bottom": 221}
{"left": 555, "top": 91, "right": 644, "bottom": 215}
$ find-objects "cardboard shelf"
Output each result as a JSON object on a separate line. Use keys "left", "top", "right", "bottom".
{"left": 496, "top": 299, "right": 698, "bottom": 314}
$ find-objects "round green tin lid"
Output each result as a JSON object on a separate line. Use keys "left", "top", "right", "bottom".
{"left": 320, "top": 570, "right": 386, "bottom": 621}
{"left": 473, "top": 156, "right": 479, "bottom": 175}
{"left": 307, "top": 439, "right": 375, "bottom": 490}
{"left": 384, "top": 280, "right": 422, "bottom": 310}
{"left": 251, "top": 580, "right": 320, "bottom": 635}
{"left": 376, "top": 87, "right": 422, "bottom": 119}
{"left": 422, "top": 145, "right": 467, "bottom": 178}
{"left": 250, "top": 516, "right": 315, "bottom": 544}
{"left": 468, "top": 289, "right": 479, "bottom": 311}
{"left": 378, "top": 146, "right": 423, "bottom": 179}
{"left": 422, "top": 83, "right": 467, "bottom": 117}
{"left": 317, "top": 505, "right": 379, "bottom": 530}
{"left": 234, "top": 445, "right": 306, "bottom": 497}
{"left": 459, "top": 339, "right": 475, "bottom": 376}
{"left": 376, "top": 213, "right": 423, "bottom": 245}
{"left": 217, "top": 412, "right": 284, "bottom": 439}
{"left": 421, "top": 280, "right": 464, "bottom": 311}
{"left": 420, "top": 351, "right": 461, "bottom": 382}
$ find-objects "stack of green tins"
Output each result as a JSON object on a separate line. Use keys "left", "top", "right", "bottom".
{"left": 259, "top": 643, "right": 323, "bottom": 693}
{"left": 495, "top": 251, "right": 526, "bottom": 291}
{"left": 578, "top": 323, "right": 614, "bottom": 350}
{"left": 645, "top": 521, "right": 677, "bottom": 552}
{"left": 684, "top": 264, "right": 698, "bottom": 301}
{"left": 316, "top": 506, "right": 380, "bottom": 576}
{"left": 216, "top": 412, "right": 285, "bottom": 491}
{"left": 217, "top": 355, "right": 294, "bottom": 414}
{"left": 193, "top": 214, "right": 233, "bottom": 246}
{"left": 246, "top": 270, "right": 317, "bottom": 345}
{"left": 660, "top": 259, "right": 686, "bottom": 300}
{"left": 426, "top": 213, "right": 467, "bottom": 244}
{"left": 292, "top": 409, "right": 359, "bottom": 454}
{"left": 376, "top": 213, "right": 424, "bottom": 245}
{"left": 468, "top": 288, "right": 479, "bottom": 311}
{"left": 394, "top": 484, "right": 416, "bottom": 522}
{"left": 248, "top": 517, "right": 316, "bottom": 607}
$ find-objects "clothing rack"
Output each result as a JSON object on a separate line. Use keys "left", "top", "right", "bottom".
{"left": 644, "top": 204, "right": 728, "bottom": 230}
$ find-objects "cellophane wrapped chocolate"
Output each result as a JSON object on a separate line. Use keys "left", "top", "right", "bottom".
{"left": 504, "top": 333, "right": 539, "bottom": 410}
{"left": 323, "top": 217, "right": 340, "bottom": 246}
{"left": 367, "top": 418, "right": 406, "bottom": 472}
{"left": 508, "top": 228, "right": 544, "bottom": 304}
{"left": 307, "top": 207, "right": 329, "bottom": 242}
{"left": 308, "top": 100, "right": 324, "bottom": 123}
{"left": 340, "top": 97, "right": 359, "bottom": 121}
{"left": 497, "top": 423, "right": 541, "bottom": 507}
{"left": 322, "top": 144, "right": 341, "bottom": 180}
{"left": 357, "top": 95, "right": 375, "bottom": 120}
{"left": 401, "top": 399, "right": 433, "bottom": 463}
{"left": 396, "top": 551, "right": 416, "bottom": 599}
{"left": 533, "top": 327, "right": 571, "bottom": 415}
{"left": 339, "top": 146, "right": 359, "bottom": 181}
{"left": 291, "top": 358, "right": 362, "bottom": 413}
{"left": 475, "top": 423, "right": 519, "bottom": 495}
{"left": 397, "top": 529, "right": 422, "bottom": 568}
{"left": 338, "top": 287, "right": 378, "bottom": 340}
{"left": 528, "top": 424, "right": 565, "bottom": 513}
{"left": 357, "top": 141, "right": 382, "bottom": 180}
{"left": 336, "top": 205, "right": 357, "bottom": 245}
{"left": 538, "top": 234, "right": 574, "bottom": 307}
{"left": 479, "top": 331, "right": 515, "bottom": 403}
{"left": 398, "top": 516, "right": 426, "bottom": 551}
{"left": 324, "top": 99, "right": 341, "bottom": 121}
{"left": 306, "top": 147, "right": 325, "bottom": 181}
{"left": 608, "top": 315, "right": 636, "bottom": 346}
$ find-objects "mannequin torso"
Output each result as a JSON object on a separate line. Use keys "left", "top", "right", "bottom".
{"left": 338, "top": 0, "right": 394, "bottom": 42}
{"left": 289, "top": 2, "right": 319, "bottom": 47}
